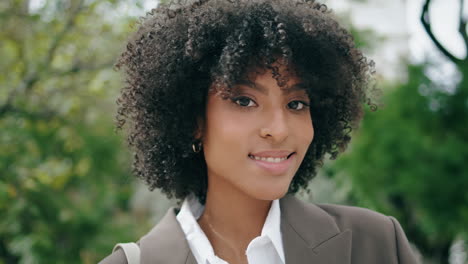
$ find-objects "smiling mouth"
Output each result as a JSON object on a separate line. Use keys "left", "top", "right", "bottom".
{"left": 248, "top": 152, "right": 296, "bottom": 163}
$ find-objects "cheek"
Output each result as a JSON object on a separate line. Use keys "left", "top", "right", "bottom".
{"left": 202, "top": 102, "right": 252, "bottom": 169}
{"left": 305, "top": 119, "right": 314, "bottom": 144}
{"left": 296, "top": 113, "right": 314, "bottom": 147}
{"left": 204, "top": 108, "right": 248, "bottom": 146}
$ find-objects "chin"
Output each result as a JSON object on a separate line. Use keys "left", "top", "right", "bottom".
{"left": 252, "top": 190, "right": 288, "bottom": 201}
{"left": 246, "top": 181, "right": 291, "bottom": 201}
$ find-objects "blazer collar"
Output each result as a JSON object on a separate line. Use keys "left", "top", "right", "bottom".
{"left": 139, "top": 207, "right": 197, "bottom": 264}
{"left": 140, "top": 194, "right": 351, "bottom": 264}
{"left": 280, "top": 194, "right": 352, "bottom": 264}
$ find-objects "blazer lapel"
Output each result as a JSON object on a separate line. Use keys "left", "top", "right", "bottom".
{"left": 139, "top": 207, "right": 196, "bottom": 264}
{"left": 139, "top": 195, "right": 351, "bottom": 264}
{"left": 280, "top": 195, "right": 352, "bottom": 264}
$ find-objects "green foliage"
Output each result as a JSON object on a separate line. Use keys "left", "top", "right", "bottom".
{"left": 329, "top": 64, "right": 468, "bottom": 260}
{"left": 0, "top": 0, "right": 153, "bottom": 263}
{"left": 2, "top": 0, "right": 466, "bottom": 263}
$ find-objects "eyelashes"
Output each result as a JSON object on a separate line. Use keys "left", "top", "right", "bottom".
{"left": 230, "top": 96, "right": 310, "bottom": 111}
{"left": 232, "top": 96, "right": 256, "bottom": 107}
{"left": 287, "top": 100, "right": 310, "bottom": 110}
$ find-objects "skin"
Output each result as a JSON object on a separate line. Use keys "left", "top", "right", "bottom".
{"left": 196, "top": 62, "right": 314, "bottom": 264}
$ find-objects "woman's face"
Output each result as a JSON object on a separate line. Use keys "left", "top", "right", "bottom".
{"left": 200, "top": 64, "right": 314, "bottom": 201}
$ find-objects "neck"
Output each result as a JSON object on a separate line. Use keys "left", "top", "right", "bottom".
{"left": 203, "top": 183, "right": 272, "bottom": 237}
{"left": 198, "top": 174, "right": 272, "bottom": 260}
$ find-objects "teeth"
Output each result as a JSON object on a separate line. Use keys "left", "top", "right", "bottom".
{"left": 249, "top": 155, "right": 288, "bottom": 163}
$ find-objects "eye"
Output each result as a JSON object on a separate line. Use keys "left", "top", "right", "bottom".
{"left": 232, "top": 96, "right": 256, "bottom": 107}
{"left": 288, "top": 100, "right": 309, "bottom": 110}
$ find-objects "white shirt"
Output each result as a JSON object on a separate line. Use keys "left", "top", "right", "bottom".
{"left": 176, "top": 195, "right": 285, "bottom": 264}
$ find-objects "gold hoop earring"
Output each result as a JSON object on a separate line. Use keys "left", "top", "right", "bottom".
{"left": 192, "top": 141, "right": 202, "bottom": 153}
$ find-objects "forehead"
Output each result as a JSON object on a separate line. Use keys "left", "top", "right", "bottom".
{"left": 233, "top": 79, "right": 306, "bottom": 96}
{"left": 234, "top": 64, "right": 305, "bottom": 95}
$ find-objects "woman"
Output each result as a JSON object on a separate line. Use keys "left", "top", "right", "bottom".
{"left": 101, "top": 0, "right": 418, "bottom": 263}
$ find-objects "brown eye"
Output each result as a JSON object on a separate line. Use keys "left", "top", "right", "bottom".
{"left": 288, "top": 100, "right": 309, "bottom": 110}
{"left": 233, "top": 96, "right": 256, "bottom": 107}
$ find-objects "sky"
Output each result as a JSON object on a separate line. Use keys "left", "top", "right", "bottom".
{"left": 324, "top": 0, "right": 466, "bottom": 61}
{"left": 406, "top": 0, "right": 464, "bottom": 90}
{"left": 407, "top": 0, "right": 466, "bottom": 61}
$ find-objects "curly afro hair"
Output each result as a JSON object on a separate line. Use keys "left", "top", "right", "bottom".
{"left": 115, "top": 0, "right": 377, "bottom": 204}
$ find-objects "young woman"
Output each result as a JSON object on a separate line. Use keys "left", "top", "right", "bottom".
{"left": 101, "top": 0, "right": 418, "bottom": 263}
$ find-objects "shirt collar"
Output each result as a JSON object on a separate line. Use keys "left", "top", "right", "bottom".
{"left": 176, "top": 194, "right": 284, "bottom": 263}
{"left": 176, "top": 195, "right": 217, "bottom": 263}
{"left": 260, "top": 198, "right": 285, "bottom": 263}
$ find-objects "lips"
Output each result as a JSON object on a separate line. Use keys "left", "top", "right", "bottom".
{"left": 248, "top": 150, "right": 295, "bottom": 158}
{"left": 248, "top": 152, "right": 295, "bottom": 163}
{"left": 249, "top": 155, "right": 289, "bottom": 163}
{"left": 248, "top": 150, "right": 296, "bottom": 175}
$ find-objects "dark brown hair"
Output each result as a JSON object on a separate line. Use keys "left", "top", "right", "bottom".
{"left": 115, "top": 0, "right": 377, "bottom": 203}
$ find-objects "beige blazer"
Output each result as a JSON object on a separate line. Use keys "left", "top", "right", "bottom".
{"left": 100, "top": 194, "right": 418, "bottom": 264}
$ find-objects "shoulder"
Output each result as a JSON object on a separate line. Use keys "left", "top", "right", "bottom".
{"left": 315, "top": 202, "right": 400, "bottom": 244}
{"left": 315, "top": 203, "right": 395, "bottom": 234}
{"left": 313, "top": 203, "right": 418, "bottom": 263}
{"left": 98, "top": 248, "right": 128, "bottom": 264}
{"left": 99, "top": 241, "right": 143, "bottom": 264}
{"left": 282, "top": 195, "right": 402, "bottom": 242}
{"left": 282, "top": 195, "right": 405, "bottom": 245}
{"left": 98, "top": 206, "right": 185, "bottom": 264}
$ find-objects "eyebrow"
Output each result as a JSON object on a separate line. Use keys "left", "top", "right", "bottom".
{"left": 234, "top": 79, "right": 307, "bottom": 95}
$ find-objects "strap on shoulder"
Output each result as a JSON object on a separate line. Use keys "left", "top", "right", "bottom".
{"left": 113, "top": 242, "right": 140, "bottom": 264}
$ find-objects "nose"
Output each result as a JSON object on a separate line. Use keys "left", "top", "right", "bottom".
{"left": 260, "top": 109, "right": 289, "bottom": 143}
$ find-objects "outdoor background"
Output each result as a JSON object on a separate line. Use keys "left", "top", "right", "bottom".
{"left": 1, "top": 0, "right": 467, "bottom": 263}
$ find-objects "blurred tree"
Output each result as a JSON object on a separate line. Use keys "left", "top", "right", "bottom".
{"left": 8, "top": 0, "right": 466, "bottom": 263}
{"left": 420, "top": 0, "right": 468, "bottom": 134}
{"left": 0, "top": 0, "right": 153, "bottom": 263}
{"left": 330, "top": 64, "right": 468, "bottom": 263}
{"left": 326, "top": 1, "right": 468, "bottom": 263}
